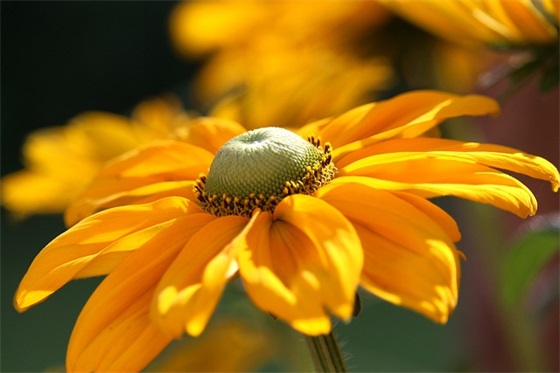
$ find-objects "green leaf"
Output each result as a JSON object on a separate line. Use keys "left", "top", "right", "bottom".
{"left": 501, "top": 217, "right": 559, "bottom": 306}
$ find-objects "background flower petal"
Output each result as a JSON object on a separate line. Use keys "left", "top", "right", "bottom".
{"left": 172, "top": 116, "right": 247, "bottom": 154}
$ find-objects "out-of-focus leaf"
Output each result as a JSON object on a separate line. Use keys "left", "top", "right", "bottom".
{"left": 501, "top": 216, "right": 559, "bottom": 306}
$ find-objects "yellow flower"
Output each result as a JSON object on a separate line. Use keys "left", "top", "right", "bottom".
{"left": 1, "top": 96, "right": 186, "bottom": 219}
{"left": 14, "top": 91, "right": 559, "bottom": 372}
{"left": 381, "top": 0, "right": 559, "bottom": 46}
{"left": 169, "top": 0, "right": 390, "bottom": 58}
{"left": 148, "top": 319, "right": 275, "bottom": 372}
{"left": 169, "top": 0, "right": 393, "bottom": 128}
{"left": 204, "top": 44, "right": 392, "bottom": 129}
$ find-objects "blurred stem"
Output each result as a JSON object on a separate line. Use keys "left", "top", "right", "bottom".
{"left": 305, "top": 331, "right": 347, "bottom": 373}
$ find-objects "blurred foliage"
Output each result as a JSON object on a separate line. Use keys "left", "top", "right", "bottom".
{"left": 501, "top": 214, "right": 559, "bottom": 306}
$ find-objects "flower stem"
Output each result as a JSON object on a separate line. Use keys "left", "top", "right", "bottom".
{"left": 305, "top": 331, "right": 347, "bottom": 373}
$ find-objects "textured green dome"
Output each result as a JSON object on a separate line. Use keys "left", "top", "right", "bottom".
{"left": 204, "top": 127, "right": 323, "bottom": 199}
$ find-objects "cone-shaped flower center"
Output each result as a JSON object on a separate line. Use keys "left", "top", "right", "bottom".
{"left": 195, "top": 127, "right": 335, "bottom": 217}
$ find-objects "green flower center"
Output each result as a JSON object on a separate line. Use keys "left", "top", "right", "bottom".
{"left": 195, "top": 127, "right": 336, "bottom": 217}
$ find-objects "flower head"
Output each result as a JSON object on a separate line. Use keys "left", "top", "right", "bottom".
{"left": 14, "top": 91, "right": 559, "bottom": 371}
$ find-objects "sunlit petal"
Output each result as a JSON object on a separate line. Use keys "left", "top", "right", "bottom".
{"left": 67, "top": 213, "right": 215, "bottom": 372}
{"left": 14, "top": 197, "right": 201, "bottom": 311}
{"left": 151, "top": 216, "right": 248, "bottom": 338}
{"left": 338, "top": 153, "right": 541, "bottom": 217}
{"left": 298, "top": 91, "right": 499, "bottom": 156}
{"left": 65, "top": 140, "right": 213, "bottom": 225}
{"left": 336, "top": 137, "right": 560, "bottom": 191}
{"left": 317, "top": 181, "right": 461, "bottom": 323}
{"left": 238, "top": 195, "right": 362, "bottom": 336}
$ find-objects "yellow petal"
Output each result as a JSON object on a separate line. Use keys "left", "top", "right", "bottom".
{"left": 22, "top": 113, "right": 139, "bottom": 177}
{"left": 338, "top": 153, "right": 540, "bottom": 217}
{"left": 1, "top": 103, "right": 179, "bottom": 218}
{"left": 96, "top": 140, "right": 213, "bottom": 179}
{"left": 65, "top": 140, "right": 213, "bottom": 225}
{"left": 66, "top": 213, "right": 214, "bottom": 371}
{"left": 336, "top": 137, "right": 560, "bottom": 191}
{"left": 131, "top": 95, "right": 185, "bottom": 139}
{"left": 172, "top": 116, "right": 247, "bottom": 154}
{"left": 14, "top": 197, "right": 202, "bottom": 312}
{"left": 238, "top": 195, "right": 363, "bottom": 336}
{"left": 316, "top": 181, "right": 461, "bottom": 323}
{"left": 64, "top": 179, "right": 197, "bottom": 226}
{"left": 151, "top": 216, "right": 248, "bottom": 338}
{"left": 356, "top": 224, "right": 459, "bottom": 323}
{"left": 381, "top": 0, "right": 558, "bottom": 45}
{"left": 297, "top": 91, "right": 499, "bottom": 157}
{"left": 499, "top": 0, "right": 558, "bottom": 43}
{"left": 380, "top": 0, "right": 510, "bottom": 44}
{"left": 169, "top": 0, "right": 267, "bottom": 57}
{"left": 1, "top": 171, "right": 85, "bottom": 218}
{"left": 69, "top": 290, "right": 172, "bottom": 372}
{"left": 389, "top": 191, "right": 462, "bottom": 242}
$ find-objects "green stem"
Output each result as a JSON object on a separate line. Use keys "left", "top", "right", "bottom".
{"left": 305, "top": 331, "right": 348, "bottom": 373}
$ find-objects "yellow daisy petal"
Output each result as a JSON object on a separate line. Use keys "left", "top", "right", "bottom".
{"left": 64, "top": 179, "right": 197, "bottom": 227}
{"left": 14, "top": 197, "right": 201, "bottom": 312}
{"left": 96, "top": 140, "right": 213, "bottom": 179}
{"left": 65, "top": 140, "right": 213, "bottom": 225}
{"left": 1, "top": 171, "right": 85, "bottom": 217}
{"left": 356, "top": 224, "right": 459, "bottom": 324}
{"left": 317, "top": 181, "right": 461, "bottom": 323}
{"left": 338, "top": 153, "right": 541, "bottom": 217}
{"left": 389, "top": 191, "right": 462, "bottom": 242}
{"left": 67, "top": 213, "right": 214, "bottom": 371}
{"left": 69, "top": 291, "right": 172, "bottom": 373}
{"left": 131, "top": 95, "right": 186, "bottom": 139}
{"left": 238, "top": 195, "right": 363, "bottom": 336}
{"left": 298, "top": 90, "right": 500, "bottom": 158}
{"left": 151, "top": 216, "right": 248, "bottom": 338}
{"left": 336, "top": 137, "right": 560, "bottom": 191}
{"left": 172, "top": 116, "right": 247, "bottom": 154}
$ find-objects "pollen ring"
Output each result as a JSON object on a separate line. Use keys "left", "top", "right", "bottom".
{"left": 194, "top": 127, "right": 336, "bottom": 217}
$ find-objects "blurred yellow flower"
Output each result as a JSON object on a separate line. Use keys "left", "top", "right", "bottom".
{"left": 381, "top": 0, "right": 559, "bottom": 46}
{"left": 1, "top": 96, "right": 186, "bottom": 219}
{"left": 169, "top": 0, "right": 393, "bottom": 128}
{"left": 169, "top": 0, "right": 389, "bottom": 57}
{"left": 205, "top": 44, "right": 392, "bottom": 129}
{"left": 14, "top": 91, "right": 559, "bottom": 372}
{"left": 148, "top": 319, "right": 275, "bottom": 372}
